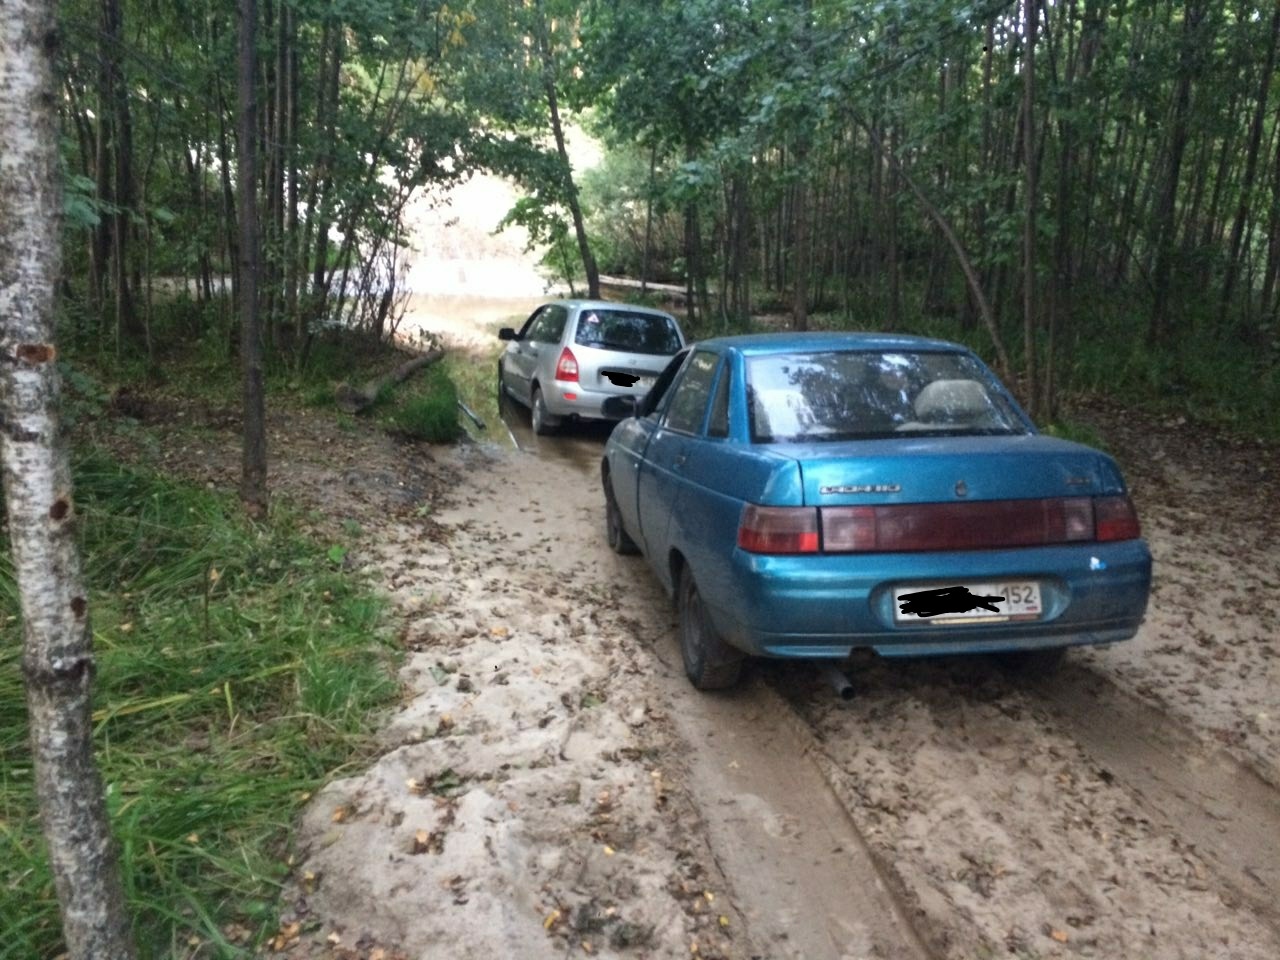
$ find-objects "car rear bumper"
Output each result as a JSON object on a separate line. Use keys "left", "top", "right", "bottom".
{"left": 544, "top": 379, "right": 648, "bottom": 420}
{"left": 702, "top": 540, "right": 1152, "bottom": 658}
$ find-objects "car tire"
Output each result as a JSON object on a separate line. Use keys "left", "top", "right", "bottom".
{"left": 531, "top": 385, "right": 560, "bottom": 435}
{"left": 604, "top": 476, "right": 639, "bottom": 555}
{"left": 678, "top": 566, "right": 744, "bottom": 691}
{"left": 497, "top": 360, "right": 507, "bottom": 402}
{"left": 999, "top": 646, "right": 1068, "bottom": 674}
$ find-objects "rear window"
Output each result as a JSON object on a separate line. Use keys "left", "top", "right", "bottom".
{"left": 573, "top": 309, "right": 681, "bottom": 356}
{"left": 745, "top": 350, "right": 1026, "bottom": 443}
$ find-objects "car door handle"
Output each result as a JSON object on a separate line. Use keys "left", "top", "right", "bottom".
{"left": 673, "top": 454, "right": 687, "bottom": 469}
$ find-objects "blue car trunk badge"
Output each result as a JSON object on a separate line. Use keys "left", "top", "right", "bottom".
{"left": 820, "top": 484, "right": 901, "bottom": 494}
{"left": 954, "top": 480, "right": 969, "bottom": 497}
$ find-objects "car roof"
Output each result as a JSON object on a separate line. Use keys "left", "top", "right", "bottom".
{"left": 546, "top": 299, "right": 677, "bottom": 318}
{"left": 692, "top": 331, "right": 970, "bottom": 355}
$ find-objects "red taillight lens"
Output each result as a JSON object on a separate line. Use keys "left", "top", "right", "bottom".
{"left": 737, "top": 505, "right": 819, "bottom": 554}
{"left": 555, "top": 347, "right": 579, "bottom": 382}
{"left": 819, "top": 497, "right": 1117, "bottom": 552}
{"left": 1095, "top": 495, "right": 1140, "bottom": 541}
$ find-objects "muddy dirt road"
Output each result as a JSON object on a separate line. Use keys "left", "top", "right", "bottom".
{"left": 266, "top": 379, "right": 1280, "bottom": 960}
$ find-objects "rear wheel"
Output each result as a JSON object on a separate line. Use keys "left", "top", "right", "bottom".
{"left": 678, "top": 566, "right": 744, "bottom": 690}
{"left": 604, "top": 476, "right": 639, "bottom": 555}
{"left": 531, "top": 385, "right": 560, "bottom": 435}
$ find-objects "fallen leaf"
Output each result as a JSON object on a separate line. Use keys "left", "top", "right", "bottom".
{"left": 544, "top": 909, "right": 561, "bottom": 930}
{"left": 331, "top": 806, "right": 349, "bottom": 823}
{"left": 1050, "top": 929, "right": 1069, "bottom": 943}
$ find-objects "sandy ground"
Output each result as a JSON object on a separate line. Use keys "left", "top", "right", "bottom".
{"left": 99, "top": 370, "right": 1280, "bottom": 960}
{"left": 103, "top": 135, "right": 1280, "bottom": 954}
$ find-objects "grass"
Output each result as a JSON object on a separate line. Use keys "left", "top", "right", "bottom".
{"left": 0, "top": 455, "right": 400, "bottom": 959}
{"left": 442, "top": 346, "right": 507, "bottom": 443}
{"left": 377, "top": 364, "right": 463, "bottom": 443}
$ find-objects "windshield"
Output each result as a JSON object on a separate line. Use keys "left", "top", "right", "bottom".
{"left": 574, "top": 309, "right": 682, "bottom": 356}
{"left": 745, "top": 350, "right": 1027, "bottom": 443}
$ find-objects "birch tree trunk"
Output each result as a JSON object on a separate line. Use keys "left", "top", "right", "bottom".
{"left": 239, "top": 0, "right": 268, "bottom": 517}
{"left": 0, "top": 3, "right": 136, "bottom": 957}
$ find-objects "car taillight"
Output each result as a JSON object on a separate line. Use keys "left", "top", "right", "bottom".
{"left": 821, "top": 506, "right": 877, "bottom": 551}
{"left": 555, "top": 347, "right": 579, "bottom": 382}
{"left": 737, "top": 505, "right": 819, "bottom": 554}
{"left": 1095, "top": 495, "right": 1140, "bottom": 541}
{"left": 819, "top": 497, "right": 1123, "bottom": 552}
{"left": 1050, "top": 497, "right": 1096, "bottom": 543}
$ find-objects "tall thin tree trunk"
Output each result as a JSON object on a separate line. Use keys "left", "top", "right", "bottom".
{"left": 103, "top": 0, "right": 136, "bottom": 348}
{"left": 1022, "top": 0, "right": 1039, "bottom": 417}
{"left": 641, "top": 143, "right": 655, "bottom": 295}
{"left": 238, "top": 0, "right": 267, "bottom": 517}
{"left": 1149, "top": 2, "right": 1206, "bottom": 345}
{"left": 283, "top": 3, "right": 299, "bottom": 340}
{"left": 0, "top": 5, "right": 137, "bottom": 956}
{"left": 860, "top": 119, "right": 1012, "bottom": 379}
{"left": 1260, "top": 100, "right": 1280, "bottom": 316}
{"left": 534, "top": 0, "right": 598, "bottom": 299}
{"left": 792, "top": 144, "right": 811, "bottom": 331}
{"left": 1220, "top": 1, "right": 1280, "bottom": 322}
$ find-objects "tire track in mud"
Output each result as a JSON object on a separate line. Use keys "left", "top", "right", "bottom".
{"left": 1021, "top": 661, "right": 1280, "bottom": 926}
{"left": 514, "top": 426, "right": 1280, "bottom": 959}
{"left": 634, "top": 622, "right": 936, "bottom": 960}
{"left": 764, "top": 654, "right": 1280, "bottom": 960}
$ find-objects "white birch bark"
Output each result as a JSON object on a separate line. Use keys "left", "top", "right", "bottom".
{"left": 0, "top": 3, "right": 136, "bottom": 957}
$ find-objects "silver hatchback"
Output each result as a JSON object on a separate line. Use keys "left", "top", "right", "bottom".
{"left": 497, "top": 300, "right": 686, "bottom": 434}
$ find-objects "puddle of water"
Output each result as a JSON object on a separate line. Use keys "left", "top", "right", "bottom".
{"left": 398, "top": 293, "right": 546, "bottom": 352}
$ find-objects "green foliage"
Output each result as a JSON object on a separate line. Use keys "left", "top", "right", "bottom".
{"left": 380, "top": 365, "right": 463, "bottom": 443}
{"left": 0, "top": 457, "right": 399, "bottom": 958}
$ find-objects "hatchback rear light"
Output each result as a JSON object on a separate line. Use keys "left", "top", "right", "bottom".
{"left": 737, "top": 505, "right": 819, "bottom": 554}
{"left": 555, "top": 347, "right": 579, "bottom": 382}
{"left": 1094, "top": 495, "right": 1141, "bottom": 541}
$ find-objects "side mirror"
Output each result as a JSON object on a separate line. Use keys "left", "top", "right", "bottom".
{"left": 498, "top": 327, "right": 518, "bottom": 341}
{"left": 602, "top": 395, "right": 638, "bottom": 419}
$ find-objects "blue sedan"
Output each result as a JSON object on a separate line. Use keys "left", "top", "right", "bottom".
{"left": 600, "top": 332, "right": 1152, "bottom": 690}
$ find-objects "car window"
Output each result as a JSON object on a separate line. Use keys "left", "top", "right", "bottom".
{"left": 706, "top": 361, "right": 731, "bottom": 438}
{"left": 664, "top": 350, "right": 719, "bottom": 434}
{"left": 574, "top": 309, "right": 681, "bottom": 355}
{"left": 518, "top": 307, "right": 544, "bottom": 339}
{"left": 745, "top": 350, "right": 1026, "bottom": 443}
{"left": 639, "top": 350, "right": 690, "bottom": 418}
{"left": 544, "top": 305, "right": 569, "bottom": 342}
{"left": 527, "top": 309, "right": 560, "bottom": 343}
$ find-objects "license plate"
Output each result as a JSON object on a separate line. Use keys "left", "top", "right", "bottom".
{"left": 894, "top": 581, "right": 1042, "bottom": 624}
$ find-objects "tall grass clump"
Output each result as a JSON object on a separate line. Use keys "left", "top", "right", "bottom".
{"left": 382, "top": 365, "right": 463, "bottom": 443}
{"left": 0, "top": 455, "right": 399, "bottom": 958}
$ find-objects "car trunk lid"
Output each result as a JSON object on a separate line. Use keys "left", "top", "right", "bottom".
{"left": 777, "top": 434, "right": 1123, "bottom": 506}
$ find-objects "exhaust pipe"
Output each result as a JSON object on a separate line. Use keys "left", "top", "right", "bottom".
{"left": 819, "top": 663, "right": 855, "bottom": 701}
